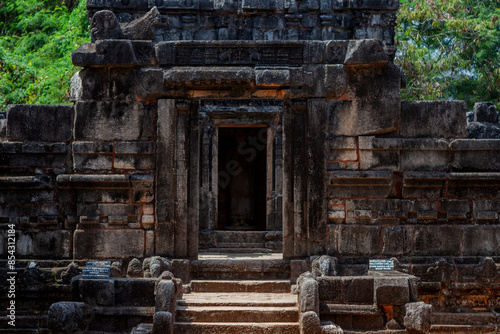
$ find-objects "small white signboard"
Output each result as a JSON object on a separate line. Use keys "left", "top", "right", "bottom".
{"left": 369, "top": 259, "right": 394, "bottom": 271}
{"left": 82, "top": 261, "right": 111, "bottom": 279}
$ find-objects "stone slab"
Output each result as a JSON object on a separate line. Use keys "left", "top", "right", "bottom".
{"left": 450, "top": 139, "right": 500, "bottom": 172}
{"left": 400, "top": 139, "right": 449, "bottom": 171}
{"left": 16, "top": 230, "right": 71, "bottom": 258}
{"left": 7, "top": 105, "right": 73, "bottom": 142}
{"left": 373, "top": 277, "right": 409, "bottom": 305}
{"left": 74, "top": 229, "right": 145, "bottom": 258}
{"left": 346, "top": 63, "right": 400, "bottom": 100}
{"left": 401, "top": 101, "right": 467, "bottom": 138}
{"left": 328, "top": 99, "right": 400, "bottom": 136}
{"left": 412, "top": 226, "right": 462, "bottom": 256}
{"left": 463, "top": 226, "right": 500, "bottom": 256}
{"left": 338, "top": 225, "right": 380, "bottom": 256}
{"left": 74, "top": 101, "right": 154, "bottom": 141}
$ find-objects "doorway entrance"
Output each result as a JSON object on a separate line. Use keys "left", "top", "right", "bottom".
{"left": 156, "top": 99, "right": 327, "bottom": 260}
{"left": 195, "top": 100, "right": 283, "bottom": 254}
{"left": 217, "top": 127, "right": 267, "bottom": 231}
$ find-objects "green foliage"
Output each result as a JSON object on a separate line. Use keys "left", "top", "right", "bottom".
{"left": 0, "top": 0, "right": 90, "bottom": 110}
{"left": 396, "top": 0, "right": 500, "bottom": 110}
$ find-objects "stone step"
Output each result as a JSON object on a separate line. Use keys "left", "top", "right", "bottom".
{"left": 320, "top": 303, "right": 382, "bottom": 316}
{"left": 86, "top": 306, "right": 154, "bottom": 333}
{"left": 178, "top": 292, "right": 297, "bottom": 307}
{"left": 190, "top": 280, "right": 291, "bottom": 293}
{"left": 199, "top": 231, "right": 283, "bottom": 253}
{"left": 319, "top": 303, "right": 385, "bottom": 331}
{"left": 343, "top": 330, "right": 407, "bottom": 334}
{"left": 202, "top": 231, "right": 278, "bottom": 244}
{"left": 199, "top": 247, "right": 276, "bottom": 253}
{"left": 432, "top": 312, "right": 500, "bottom": 325}
{"left": 429, "top": 324, "right": 500, "bottom": 334}
{"left": 176, "top": 305, "right": 298, "bottom": 323}
{"left": 130, "top": 323, "right": 153, "bottom": 334}
{"left": 213, "top": 243, "right": 268, "bottom": 248}
{"left": 190, "top": 259, "right": 290, "bottom": 280}
{"left": 0, "top": 330, "right": 49, "bottom": 334}
{"left": 174, "top": 322, "right": 300, "bottom": 334}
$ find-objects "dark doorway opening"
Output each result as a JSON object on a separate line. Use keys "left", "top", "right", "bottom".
{"left": 217, "top": 127, "right": 267, "bottom": 231}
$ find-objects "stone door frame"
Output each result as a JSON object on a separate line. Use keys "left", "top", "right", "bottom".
{"left": 155, "top": 98, "right": 328, "bottom": 260}
{"left": 197, "top": 100, "right": 283, "bottom": 233}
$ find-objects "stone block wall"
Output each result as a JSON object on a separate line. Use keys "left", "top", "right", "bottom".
{"left": 326, "top": 100, "right": 500, "bottom": 256}
{"left": 0, "top": 103, "right": 156, "bottom": 260}
{"left": 323, "top": 100, "right": 500, "bottom": 311}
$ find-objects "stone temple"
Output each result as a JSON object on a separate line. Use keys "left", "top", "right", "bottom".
{"left": 1, "top": 0, "right": 500, "bottom": 333}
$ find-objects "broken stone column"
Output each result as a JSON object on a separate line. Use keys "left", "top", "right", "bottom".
{"left": 298, "top": 272, "right": 319, "bottom": 314}
{"left": 300, "top": 311, "right": 321, "bottom": 334}
{"left": 155, "top": 280, "right": 177, "bottom": 313}
{"left": 152, "top": 311, "right": 173, "bottom": 334}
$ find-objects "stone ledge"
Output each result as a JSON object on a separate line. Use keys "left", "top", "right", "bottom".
{"left": 56, "top": 174, "right": 130, "bottom": 183}
{"left": 73, "top": 229, "right": 145, "bottom": 258}
{"left": 0, "top": 176, "right": 44, "bottom": 184}
{"left": 450, "top": 139, "right": 500, "bottom": 150}
{"left": 448, "top": 172, "right": 500, "bottom": 180}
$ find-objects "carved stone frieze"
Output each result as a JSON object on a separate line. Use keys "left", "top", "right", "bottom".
{"left": 156, "top": 41, "right": 304, "bottom": 65}
{"left": 86, "top": 0, "right": 399, "bottom": 44}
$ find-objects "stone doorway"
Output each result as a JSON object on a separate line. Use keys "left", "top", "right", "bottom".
{"left": 197, "top": 101, "right": 283, "bottom": 254}
{"left": 217, "top": 126, "right": 268, "bottom": 231}
{"left": 156, "top": 99, "right": 328, "bottom": 260}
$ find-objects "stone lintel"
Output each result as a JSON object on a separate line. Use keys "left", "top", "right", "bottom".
{"left": 74, "top": 39, "right": 391, "bottom": 67}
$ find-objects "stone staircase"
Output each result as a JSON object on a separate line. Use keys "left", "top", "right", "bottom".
{"left": 174, "top": 280, "right": 299, "bottom": 334}
{"left": 172, "top": 254, "right": 299, "bottom": 333}
{"left": 128, "top": 253, "right": 300, "bottom": 334}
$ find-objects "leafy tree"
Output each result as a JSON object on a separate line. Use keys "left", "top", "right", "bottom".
{"left": 396, "top": 0, "right": 500, "bottom": 110}
{"left": 0, "top": 0, "right": 90, "bottom": 110}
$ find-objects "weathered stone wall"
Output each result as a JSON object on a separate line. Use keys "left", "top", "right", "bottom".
{"left": 1, "top": 103, "right": 156, "bottom": 260}
{"left": 324, "top": 99, "right": 500, "bottom": 312}
{"left": 327, "top": 101, "right": 500, "bottom": 259}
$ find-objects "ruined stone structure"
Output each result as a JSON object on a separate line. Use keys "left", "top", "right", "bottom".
{"left": 1, "top": 0, "right": 500, "bottom": 333}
